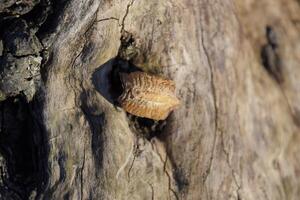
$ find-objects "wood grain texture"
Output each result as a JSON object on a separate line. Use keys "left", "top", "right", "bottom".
{"left": 37, "top": 0, "right": 300, "bottom": 199}
{"left": 118, "top": 72, "right": 180, "bottom": 120}
{"left": 1, "top": 0, "right": 298, "bottom": 199}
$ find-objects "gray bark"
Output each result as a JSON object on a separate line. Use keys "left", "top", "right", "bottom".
{"left": 0, "top": 0, "right": 300, "bottom": 199}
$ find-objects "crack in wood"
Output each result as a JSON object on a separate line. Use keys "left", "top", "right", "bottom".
{"left": 127, "top": 144, "right": 137, "bottom": 182}
{"left": 80, "top": 148, "right": 85, "bottom": 200}
{"left": 220, "top": 131, "right": 242, "bottom": 199}
{"left": 140, "top": 179, "right": 155, "bottom": 200}
{"left": 163, "top": 154, "right": 179, "bottom": 200}
{"left": 152, "top": 141, "right": 179, "bottom": 200}
{"left": 200, "top": 23, "right": 218, "bottom": 186}
{"left": 95, "top": 17, "right": 119, "bottom": 23}
{"left": 120, "top": 0, "right": 135, "bottom": 33}
{"left": 148, "top": 182, "right": 154, "bottom": 200}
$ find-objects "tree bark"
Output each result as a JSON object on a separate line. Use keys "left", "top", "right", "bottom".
{"left": 0, "top": 0, "right": 300, "bottom": 199}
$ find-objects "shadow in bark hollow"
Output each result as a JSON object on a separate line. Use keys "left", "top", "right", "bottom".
{"left": 0, "top": 94, "right": 49, "bottom": 199}
{"left": 260, "top": 25, "right": 283, "bottom": 83}
{"left": 260, "top": 26, "right": 300, "bottom": 127}
{"left": 23, "top": 0, "right": 52, "bottom": 28}
{"left": 91, "top": 57, "right": 141, "bottom": 105}
{"left": 36, "top": 0, "right": 69, "bottom": 40}
{"left": 156, "top": 114, "right": 190, "bottom": 195}
{"left": 173, "top": 166, "right": 189, "bottom": 193}
{"left": 80, "top": 93, "right": 105, "bottom": 173}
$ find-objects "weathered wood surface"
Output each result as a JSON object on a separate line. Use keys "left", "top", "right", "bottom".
{"left": 0, "top": 0, "right": 299, "bottom": 199}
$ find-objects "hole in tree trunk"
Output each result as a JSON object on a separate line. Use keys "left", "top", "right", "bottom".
{"left": 0, "top": 95, "right": 48, "bottom": 199}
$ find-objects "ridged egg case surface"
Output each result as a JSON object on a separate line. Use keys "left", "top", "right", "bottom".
{"left": 118, "top": 71, "right": 180, "bottom": 120}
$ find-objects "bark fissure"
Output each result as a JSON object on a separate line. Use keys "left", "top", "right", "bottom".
{"left": 260, "top": 26, "right": 299, "bottom": 125}
{"left": 152, "top": 141, "right": 179, "bottom": 200}
{"left": 200, "top": 26, "right": 218, "bottom": 185}
{"left": 68, "top": 13, "right": 96, "bottom": 103}
{"left": 95, "top": 17, "right": 119, "bottom": 23}
{"left": 5, "top": 52, "right": 42, "bottom": 58}
{"left": 220, "top": 131, "right": 241, "bottom": 198}
{"left": 163, "top": 153, "right": 179, "bottom": 200}
{"left": 127, "top": 148, "right": 137, "bottom": 181}
{"left": 80, "top": 148, "right": 85, "bottom": 200}
{"left": 148, "top": 182, "right": 154, "bottom": 200}
{"left": 0, "top": 103, "right": 4, "bottom": 135}
{"left": 120, "top": 0, "right": 135, "bottom": 33}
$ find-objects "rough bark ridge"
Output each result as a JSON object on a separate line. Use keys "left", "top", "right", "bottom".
{"left": 0, "top": 0, "right": 299, "bottom": 199}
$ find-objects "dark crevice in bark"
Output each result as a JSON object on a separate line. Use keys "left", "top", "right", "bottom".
{"left": 127, "top": 142, "right": 137, "bottom": 181}
{"left": 120, "top": 0, "right": 136, "bottom": 33}
{"left": 220, "top": 131, "right": 242, "bottom": 198}
{"left": 80, "top": 101, "right": 105, "bottom": 174}
{"left": 80, "top": 148, "right": 85, "bottom": 200}
{"left": 0, "top": 94, "right": 49, "bottom": 199}
{"left": 172, "top": 166, "right": 189, "bottom": 194}
{"left": 5, "top": 52, "right": 41, "bottom": 59}
{"left": 0, "top": 0, "right": 63, "bottom": 198}
{"left": 36, "top": 0, "right": 69, "bottom": 44}
{"left": 261, "top": 26, "right": 300, "bottom": 128}
{"left": 261, "top": 25, "right": 283, "bottom": 84}
{"left": 163, "top": 151, "right": 179, "bottom": 200}
{"left": 200, "top": 25, "right": 218, "bottom": 185}
{"left": 92, "top": 58, "right": 141, "bottom": 106}
{"left": 147, "top": 182, "right": 154, "bottom": 200}
{"left": 95, "top": 17, "right": 119, "bottom": 23}
{"left": 127, "top": 115, "right": 167, "bottom": 140}
{"left": 23, "top": 0, "right": 52, "bottom": 29}
{"left": 152, "top": 142, "right": 179, "bottom": 200}
{"left": 118, "top": 31, "right": 140, "bottom": 62}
